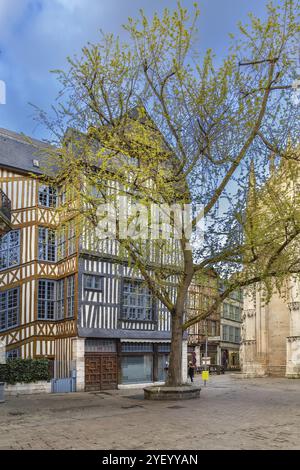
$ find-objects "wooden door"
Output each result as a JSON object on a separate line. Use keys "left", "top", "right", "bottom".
{"left": 100, "top": 355, "right": 118, "bottom": 390}
{"left": 85, "top": 354, "right": 117, "bottom": 391}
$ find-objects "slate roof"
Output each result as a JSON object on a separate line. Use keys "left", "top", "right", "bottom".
{"left": 0, "top": 128, "right": 49, "bottom": 175}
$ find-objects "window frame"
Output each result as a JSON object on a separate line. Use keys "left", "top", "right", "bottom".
{"left": 57, "top": 226, "right": 67, "bottom": 261}
{"left": 222, "top": 325, "right": 229, "bottom": 342}
{"left": 84, "top": 274, "right": 103, "bottom": 292}
{"left": 68, "top": 225, "right": 77, "bottom": 256}
{"left": 0, "top": 230, "right": 21, "bottom": 271}
{"left": 38, "top": 279, "right": 56, "bottom": 320}
{"left": 38, "top": 185, "right": 57, "bottom": 208}
{"left": 6, "top": 348, "right": 20, "bottom": 360}
{"left": 56, "top": 278, "right": 65, "bottom": 320}
{"left": 38, "top": 227, "right": 57, "bottom": 262}
{"left": 66, "top": 275, "right": 75, "bottom": 318}
{"left": 121, "top": 279, "right": 155, "bottom": 322}
{"left": 0, "top": 287, "right": 20, "bottom": 332}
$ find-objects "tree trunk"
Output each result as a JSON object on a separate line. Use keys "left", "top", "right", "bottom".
{"left": 166, "top": 310, "right": 184, "bottom": 386}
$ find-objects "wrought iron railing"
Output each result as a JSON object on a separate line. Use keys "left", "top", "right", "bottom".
{"left": 0, "top": 188, "right": 11, "bottom": 222}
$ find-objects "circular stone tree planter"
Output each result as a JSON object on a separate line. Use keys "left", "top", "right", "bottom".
{"left": 144, "top": 384, "right": 201, "bottom": 401}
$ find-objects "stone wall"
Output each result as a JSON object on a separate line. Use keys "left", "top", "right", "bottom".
{"left": 267, "top": 293, "right": 289, "bottom": 376}
{"left": 242, "top": 281, "right": 300, "bottom": 378}
{"left": 5, "top": 381, "right": 51, "bottom": 396}
{"left": 72, "top": 338, "right": 85, "bottom": 391}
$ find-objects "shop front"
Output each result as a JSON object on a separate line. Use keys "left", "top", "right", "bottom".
{"left": 221, "top": 346, "right": 240, "bottom": 370}
{"left": 119, "top": 341, "right": 170, "bottom": 385}
{"left": 84, "top": 338, "right": 171, "bottom": 390}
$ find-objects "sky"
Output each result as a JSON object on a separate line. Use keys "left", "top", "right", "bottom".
{"left": 0, "top": 0, "right": 281, "bottom": 140}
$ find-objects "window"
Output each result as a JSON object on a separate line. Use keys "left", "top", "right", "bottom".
{"left": 38, "top": 185, "right": 57, "bottom": 207}
{"left": 223, "top": 302, "right": 228, "bottom": 318}
{"left": 203, "top": 295, "right": 210, "bottom": 310}
{"left": 6, "top": 348, "right": 20, "bottom": 360}
{"left": 222, "top": 325, "right": 229, "bottom": 342}
{"left": 0, "top": 230, "right": 20, "bottom": 271}
{"left": 157, "top": 343, "right": 171, "bottom": 353}
{"left": 235, "top": 328, "right": 240, "bottom": 343}
{"left": 210, "top": 320, "right": 217, "bottom": 336}
{"left": 38, "top": 277, "right": 75, "bottom": 320}
{"left": 57, "top": 225, "right": 76, "bottom": 260}
{"left": 84, "top": 274, "right": 103, "bottom": 291}
{"left": 68, "top": 225, "right": 76, "bottom": 256}
{"left": 0, "top": 288, "right": 19, "bottom": 331}
{"left": 56, "top": 279, "right": 64, "bottom": 320}
{"left": 122, "top": 280, "right": 153, "bottom": 321}
{"left": 38, "top": 227, "right": 56, "bottom": 262}
{"left": 234, "top": 306, "right": 241, "bottom": 322}
{"left": 85, "top": 339, "right": 116, "bottom": 353}
{"left": 66, "top": 276, "right": 75, "bottom": 318}
{"left": 222, "top": 325, "right": 240, "bottom": 343}
{"left": 59, "top": 187, "right": 66, "bottom": 206}
{"left": 121, "top": 355, "right": 153, "bottom": 384}
{"left": 223, "top": 302, "right": 242, "bottom": 322}
{"left": 121, "top": 342, "right": 153, "bottom": 353}
{"left": 38, "top": 280, "right": 55, "bottom": 320}
{"left": 57, "top": 227, "right": 67, "bottom": 260}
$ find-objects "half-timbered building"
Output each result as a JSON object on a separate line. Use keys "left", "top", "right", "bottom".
{"left": 0, "top": 127, "right": 187, "bottom": 391}
{"left": 187, "top": 271, "right": 221, "bottom": 366}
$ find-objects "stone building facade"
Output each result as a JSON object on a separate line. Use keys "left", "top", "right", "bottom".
{"left": 241, "top": 155, "right": 300, "bottom": 378}
{"left": 187, "top": 271, "right": 221, "bottom": 366}
{"left": 241, "top": 280, "right": 300, "bottom": 378}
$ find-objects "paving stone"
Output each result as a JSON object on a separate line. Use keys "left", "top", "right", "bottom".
{"left": 0, "top": 374, "right": 300, "bottom": 449}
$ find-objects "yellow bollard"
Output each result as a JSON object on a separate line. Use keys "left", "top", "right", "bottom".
{"left": 202, "top": 370, "right": 209, "bottom": 386}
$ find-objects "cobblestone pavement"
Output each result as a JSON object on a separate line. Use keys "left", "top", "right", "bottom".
{"left": 0, "top": 374, "right": 300, "bottom": 450}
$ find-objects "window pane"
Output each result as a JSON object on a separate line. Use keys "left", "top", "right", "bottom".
{"left": 0, "top": 288, "right": 19, "bottom": 331}
{"left": 85, "top": 339, "right": 116, "bottom": 353}
{"left": 6, "top": 348, "right": 20, "bottom": 360}
{"left": 84, "top": 274, "right": 103, "bottom": 291}
{"left": 56, "top": 279, "right": 65, "bottom": 320}
{"left": 121, "top": 355, "right": 153, "bottom": 384}
{"left": 121, "top": 342, "right": 153, "bottom": 353}
{"left": 38, "top": 280, "right": 55, "bottom": 320}
{"left": 57, "top": 227, "right": 66, "bottom": 260}
{"left": 67, "top": 275, "right": 75, "bottom": 318}
{"left": 0, "top": 230, "right": 20, "bottom": 271}
{"left": 38, "top": 185, "right": 48, "bottom": 206}
{"left": 38, "top": 185, "right": 57, "bottom": 207}
{"left": 68, "top": 226, "right": 76, "bottom": 256}
{"left": 122, "top": 281, "right": 153, "bottom": 321}
{"left": 38, "top": 227, "right": 56, "bottom": 262}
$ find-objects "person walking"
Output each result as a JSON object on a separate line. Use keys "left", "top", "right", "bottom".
{"left": 188, "top": 362, "right": 195, "bottom": 383}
